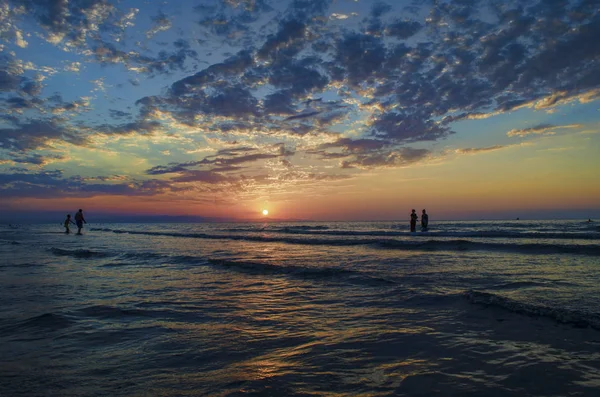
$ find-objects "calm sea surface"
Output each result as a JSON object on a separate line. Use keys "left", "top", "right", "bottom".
{"left": 1, "top": 220, "right": 599, "bottom": 396}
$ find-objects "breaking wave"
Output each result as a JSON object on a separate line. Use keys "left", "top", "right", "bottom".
{"left": 376, "top": 239, "right": 600, "bottom": 255}
{"left": 49, "top": 247, "right": 113, "bottom": 258}
{"left": 465, "top": 290, "right": 600, "bottom": 331}
{"left": 89, "top": 228, "right": 600, "bottom": 256}
{"left": 207, "top": 259, "right": 395, "bottom": 286}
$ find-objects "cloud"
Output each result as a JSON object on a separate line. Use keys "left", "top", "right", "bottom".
{"left": 257, "top": 19, "right": 307, "bottom": 61}
{"left": 98, "top": 120, "right": 163, "bottom": 136}
{"left": 171, "top": 170, "right": 232, "bottom": 184}
{"left": 145, "top": 145, "right": 295, "bottom": 189}
{"left": 333, "top": 32, "right": 387, "bottom": 88}
{"left": 0, "top": 118, "right": 87, "bottom": 151}
{"left": 507, "top": 124, "right": 583, "bottom": 138}
{"left": 109, "top": 109, "right": 131, "bottom": 119}
{"left": 167, "top": 49, "right": 254, "bottom": 101}
{"left": 283, "top": 98, "right": 348, "bottom": 122}
{"left": 315, "top": 138, "right": 388, "bottom": 154}
{"left": 5, "top": 152, "right": 66, "bottom": 166}
{"left": 455, "top": 145, "right": 506, "bottom": 155}
{"left": 307, "top": 138, "right": 431, "bottom": 169}
{"left": 0, "top": 169, "right": 179, "bottom": 198}
{"left": 2, "top": 0, "right": 600, "bottom": 205}
{"left": 50, "top": 97, "right": 91, "bottom": 115}
{"left": 370, "top": 112, "right": 453, "bottom": 143}
{"left": 91, "top": 40, "right": 197, "bottom": 75}
{"left": 341, "top": 148, "right": 430, "bottom": 169}
{"left": 385, "top": 20, "right": 422, "bottom": 38}
{"left": 146, "top": 12, "right": 172, "bottom": 38}
{"left": 0, "top": 69, "right": 21, "bottom": 92}
{"left": 5, "top": 0, "right": 124, "bottom": 48}
{"left": 330, "top": 13, "right": 351, "bottom": 20}
{"left": 64, "top": 62, "right": 81, "bottom": 73}
{"left": 370, "top": 2, "right": 392, "bottom": 18}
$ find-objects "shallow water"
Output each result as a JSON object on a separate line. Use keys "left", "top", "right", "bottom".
{"left": 1, "top": 220, "right": 599, "bottom": 396}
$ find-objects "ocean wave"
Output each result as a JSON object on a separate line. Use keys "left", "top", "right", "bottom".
{"left": 0, "top": 239, "right": 21, "bottom": 245}
{"left": 76, "top": 305, "right": 150, "bottom": 319}
{"left": 465, "top": 290, "right": 600, "bottom": 331}
{"left": 0, "top": 313, "right": 76, "bottom": 334}
{"left": 99, "top": 226, "right": 600, "bottom": 240}
{"left": 92, "top": 229, "right": 368, "bottom": 246}
{"left": 120, "top": 252, "right": 166, "bottom": 260}
{"left": 376, "top": 239, "right": 600, "bottom": 255}
{"left": 485, "top": 281, "right": 558, "bottom": 290}
{"left": 100, "top": 262, "right": 137, "bottom": 268}
{"left": 98, "top": 249, "right": 393, "bottom": 286}
{"left": 207, "top": 259, "right": 395, "bottom": 286}
{"left": 224, "top": 225, "right": 331, "bottom": 232}
{"left": 0, "top": 262, "right": 43, "bottom": 269}
{"left": 253, "top": 229, "right": 600, "bottom": 240}
{"left": 118, "top": 252, "right": 208, "bottom": 266}
{"left": 50, "top": 247, "right": 112, "bottom": 259}
{"left": 89, "top": 228, "right": 600, "bottom": 255}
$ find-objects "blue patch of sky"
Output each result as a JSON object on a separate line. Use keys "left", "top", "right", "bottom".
{"left": 444, "top": 108, "right": 552, "bottom": 148}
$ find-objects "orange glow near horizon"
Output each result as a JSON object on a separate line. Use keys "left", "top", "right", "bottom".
{"left": 1, "top": 1, "right": 600, "bottom": 222}
{"left": 2, "top": 131, "right": 600, "bottom": 222}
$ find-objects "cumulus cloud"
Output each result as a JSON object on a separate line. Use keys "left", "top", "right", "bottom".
{"left": 146, "top": 12, "right": 172, "bottom": 38}
{"left": 341, "top": 148, "right": 430, "bottom": 169}
{"left": 0, "top": 69, "right": 21, "bottom": 92}
{"left": 6, "top": 152, "right": 65, "bottom": 166}
{"left": 4, "top": 0, "right": 124, "bottom": 48}
{"left": 64, "top": 62, "right": 81, "bottom": 73}
{"left": 0, "top": 118, "right": 88, "bottom": 151}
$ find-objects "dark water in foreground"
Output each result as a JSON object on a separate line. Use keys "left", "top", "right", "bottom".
{"left": 1, "top": 220, "right": 599, "bottom": 396}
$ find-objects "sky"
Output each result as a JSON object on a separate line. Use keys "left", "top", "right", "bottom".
{"left": 0, "top": 0, "right": 599, "bottom": 221}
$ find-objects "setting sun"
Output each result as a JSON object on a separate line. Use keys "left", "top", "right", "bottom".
{"left": 262, "top": 209, "right": 269, "bottom": 216}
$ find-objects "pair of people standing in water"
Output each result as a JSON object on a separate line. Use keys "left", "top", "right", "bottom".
{"left": 64, "top": 209, "right": 87, "bottom": 234}
{"left": 410, "top": 209, "right": 429, "bottom": 232}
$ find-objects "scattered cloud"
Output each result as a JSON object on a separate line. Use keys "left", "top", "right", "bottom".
{"left": 64, "top": 62, "right": 81, "bottom": 73}
{"left": 0, "top": 0, "right": 599, "bottom": 205}
{"left": 507, "top": 124, "right": 583, "bottom": 138}
{"left": 455, "top": 145, "right": 506, "bottom": 155}
{"left": 146, "top": 12, "right": 172, "bottom": 38}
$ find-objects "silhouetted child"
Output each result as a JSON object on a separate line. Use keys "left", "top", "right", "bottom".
{"left": 64, "top": 214, "right": 75, "bottom": 234}
{"left": 410, "top": 209, "right": 418, "bottom": 232}
{"left": 421, "top": 209, "right": 429, "bottom": 230}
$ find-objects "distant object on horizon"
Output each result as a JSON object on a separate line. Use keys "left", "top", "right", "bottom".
{"left": 516, "top": 217, "right": 520, "bottom": 220}
{"left": 588, "top": 218, "right": 593, "bottom": 223}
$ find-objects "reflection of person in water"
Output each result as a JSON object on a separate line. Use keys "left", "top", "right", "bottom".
{"left": 410, "top": 209, "right": 418, "bottom": 232}
{"left": 421, "top": 209, "right": 429, "bottom": 230}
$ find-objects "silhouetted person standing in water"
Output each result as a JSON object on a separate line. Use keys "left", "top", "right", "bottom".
{"left": 75, "top": 209, "right": 87, "bottom": 235}
{"left": 64, "top": 214, "right": 75, "bottom": 234}
{"left": 410, "top": 209, "right": 418, "bottom": 232}
{"left": 421, "top": 209, "right": 429, "bottom": 230}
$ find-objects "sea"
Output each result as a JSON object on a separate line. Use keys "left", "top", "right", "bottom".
{"left": 1, "top": 220, "right": 599, "bottom": 396}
